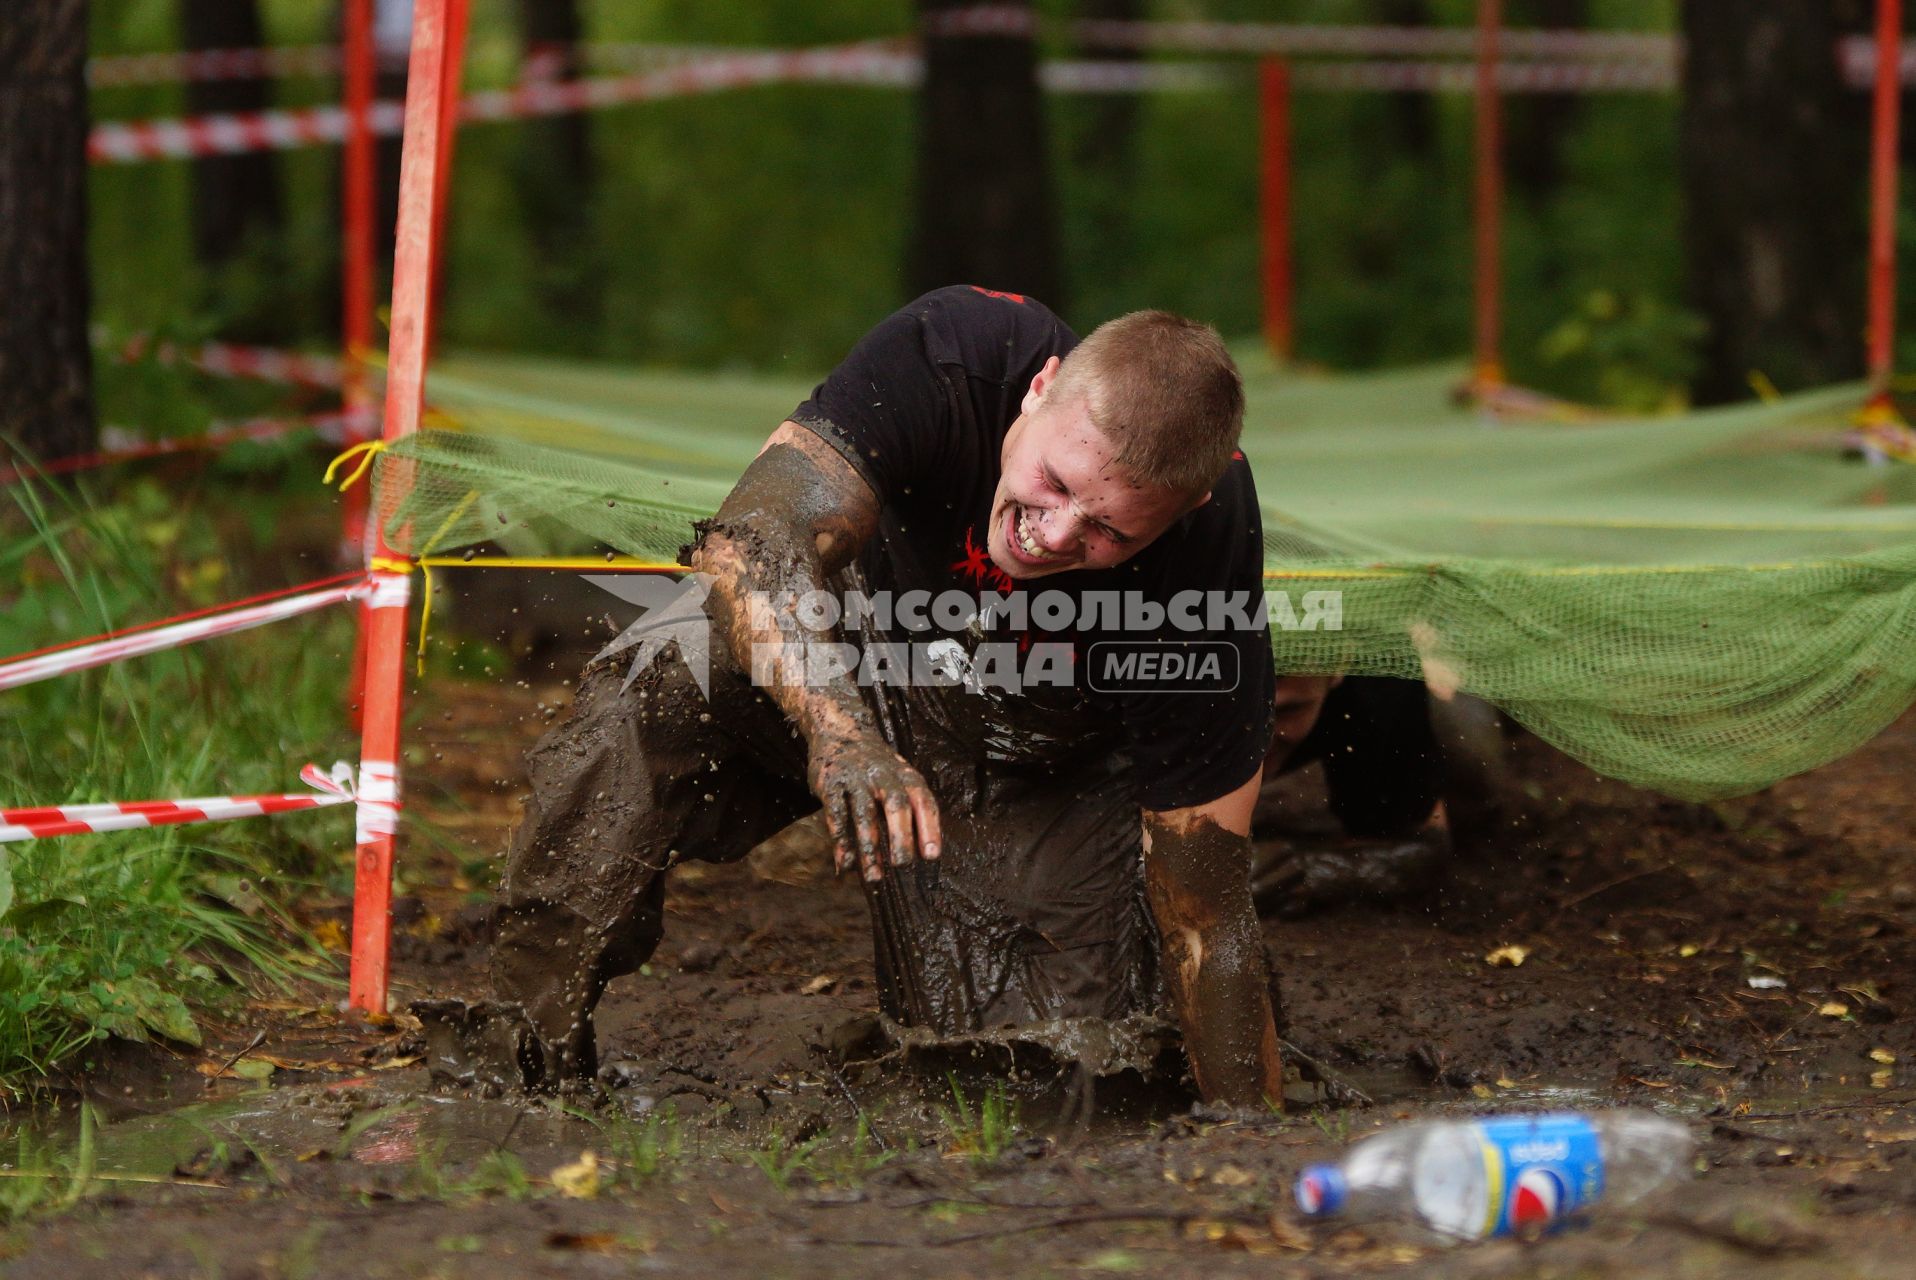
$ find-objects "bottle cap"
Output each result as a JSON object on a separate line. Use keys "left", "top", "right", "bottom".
{"left": 1294, "top": 1164, "right": 1347, "bottom": 1215}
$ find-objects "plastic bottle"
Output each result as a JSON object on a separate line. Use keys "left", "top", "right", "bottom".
{"left": 1294, "top": 1110, "right": 1693, "bottom": 1239}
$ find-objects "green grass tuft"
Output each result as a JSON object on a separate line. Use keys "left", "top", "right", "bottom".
{"left": 1, "top": 474, "right": 353, "bottom": 1095}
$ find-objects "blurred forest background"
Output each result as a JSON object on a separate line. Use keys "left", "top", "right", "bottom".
{"left": 78, "top": 0, "right": 1726, "bottom": 414}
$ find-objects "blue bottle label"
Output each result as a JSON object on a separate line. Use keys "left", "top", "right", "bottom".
{"left": 1471, "top": 1115, "right": 1605, "bottom": 1237}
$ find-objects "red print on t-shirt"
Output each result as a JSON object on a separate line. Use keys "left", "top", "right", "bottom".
{"left": 967, "top": 286, "right": 1027, "bottom": 305}
{"left": 949, "top": 525, "right": 1015, "bottom": 594}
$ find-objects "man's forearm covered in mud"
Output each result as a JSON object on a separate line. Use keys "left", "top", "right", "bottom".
{"left": 1143, "top": 774, "right": 1286, "bottom": 1109}
{"left": 690, "top": 422, "right": 944, "bottom": 884}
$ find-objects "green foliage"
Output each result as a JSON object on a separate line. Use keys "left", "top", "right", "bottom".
{"left": 748, "top": 1129, "right": 823, "bottom": 1193}
{"left": 938, "top": 1075, "right": 1021, "bottom": 1165}
{"left": 82, "top": 0, "right": 1720, "bottom": 409}
{"left": 0, "top": 477, "right": 350, "bottom": 1095}
{"left": 1537, "top": 288, "right": 1706, "bottom": 412}
{"left": 0, "top": 1104, "right": 99, "bottom": 1225}
{"left": 569, "top": 1103, "right": 683, "bottom": 1185}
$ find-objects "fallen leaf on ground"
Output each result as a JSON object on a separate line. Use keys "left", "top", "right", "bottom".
{"left": 1871, "top": 1069, "right": 1894, "bottom": 1089}
{"left": 544, "top": 1232, "right": 621, "bottom": 1253}
{"left": 1266, "top": 1212, "right": 1313, "bottom": 1252}
{"left": 197, "top": 1058, "right": 277, "bottom": 1080}
{"left": 1818, "top": 1001, "right": 1850, "bottom": 1018}
{"left": 1870, "top": 1048, "right": 1897, "bottom": 1064}
{"left": 1864, "top": 1129, "right": 1916, "bottom": 1144}
{"left": 799, "top": 974, "right": 838, "bottom": 996}
{"left": 373, "top": 1054, "right": 423, "bottom": 1071}
{"left": 1470, "top": 1083, "right": 1495, "bottom": 1099}
{"left": 311, "top": 919, "right": 348, "bottom": 952}
{"left": 549, "top": 1151, "right": 600, "bottom": 1199}
{"left": 1484, "top": 945, "right": 1529, "bottom": 968}
{"left": 1210, "top": 1164, "right": 1255, "bottom": 1187}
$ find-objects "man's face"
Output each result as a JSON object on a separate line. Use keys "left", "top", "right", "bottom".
{"left": 987, "top": 357, "right": 1206, "bottom": 580}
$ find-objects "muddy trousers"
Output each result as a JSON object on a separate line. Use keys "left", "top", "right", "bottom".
{"left": 490, "top": 644, "right": 1158, "bottom": 1082}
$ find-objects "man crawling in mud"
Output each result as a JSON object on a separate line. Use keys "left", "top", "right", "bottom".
{"left": 442, "top": 285, "right": 1286, "bottom": 1107}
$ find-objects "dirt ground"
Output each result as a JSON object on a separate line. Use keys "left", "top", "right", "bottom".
{"left": 5, "top": 610, "right": 1916, "bottom": 1278}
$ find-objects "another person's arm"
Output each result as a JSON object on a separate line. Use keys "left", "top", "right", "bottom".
{"left": 690, "top": 421, "right": 941, "bottom": 883}
{"left": 1141, "top": 773, "right": 1284, "bottom": 1108}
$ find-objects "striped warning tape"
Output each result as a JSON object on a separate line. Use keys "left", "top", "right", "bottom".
{"left": 0, "top": 762, "right": 355, "bottom": 843}
{"left": 3, "top": 410, "right": 371, "bottom": 485}
{"left": 0, "top": 575, "right": 374, "bottom": 692}
{"left": 1068, "top": 18, "right": 1674, "bottom": 62}
{"left": 87, "top": 43, "right": 910, "bottom": 164}
{"left": 1292, "top": 59, "right": 1676, "bottom": 93}
{"left": 106, "top": 335, "right": 347, "bottom": 389}
{"left": 89, "top": 39, "right": 1707, "bottom": 165}
{"left": 88, "top": 44, "right": 350, "bottom": 87}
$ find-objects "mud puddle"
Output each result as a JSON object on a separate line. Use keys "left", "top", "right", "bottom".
{"left": 5, "top": 678, "right": 1916, "bottom": 1277}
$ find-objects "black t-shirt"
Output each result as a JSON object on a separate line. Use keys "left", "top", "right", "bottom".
{"left": 790, "top": 285, "right": 1275, "bottom": 812}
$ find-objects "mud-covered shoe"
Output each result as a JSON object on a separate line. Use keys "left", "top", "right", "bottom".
{"left": 412, "top": 999, "right": 574, "bottom": 1094}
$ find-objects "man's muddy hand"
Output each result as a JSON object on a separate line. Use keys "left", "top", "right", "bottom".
{"left": 807, "top": 727, "right": 942, "bottom": 882}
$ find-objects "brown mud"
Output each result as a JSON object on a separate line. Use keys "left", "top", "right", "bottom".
{"left": 6, "top": 609, "right": 1916, "bottom": 1276}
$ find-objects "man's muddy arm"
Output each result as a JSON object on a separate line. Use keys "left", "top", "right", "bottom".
{"left": 691, "top": 421, "right": 941, "bottom": 881}
{"left": 1142, "top": 774, "right": 1285, "bottom": 1108}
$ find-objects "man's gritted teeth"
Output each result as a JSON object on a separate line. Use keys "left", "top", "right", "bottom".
{"left": 1003, "top": 502, "right": 1071, "bottom": 570}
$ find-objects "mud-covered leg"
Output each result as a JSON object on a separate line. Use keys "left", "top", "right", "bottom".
{"left": 477, "top": 646, "right": 813, "bottom": 1090}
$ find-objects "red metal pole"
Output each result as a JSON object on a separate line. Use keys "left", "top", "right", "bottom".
{"left": 1867, "top": 0, "right": 1904, "bottom": 411}
{"left": 342, "top": 0, "right": 377, "bottom": 726}
{"left": 423, "top": 0, "right": 471, "bottom": 357}
{"left": 1259, "top": 58, "right": 1295, "bottom": 365}
{"left": 348, "top": 0, "right": 461, "bottom": 1015}
{"left": 1471, "top": 0, "right": 1506, "bottom": 393}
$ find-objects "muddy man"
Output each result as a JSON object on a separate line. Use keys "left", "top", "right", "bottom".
{"left": 468, "top": 287, "right": 1284, "bottom": 1106}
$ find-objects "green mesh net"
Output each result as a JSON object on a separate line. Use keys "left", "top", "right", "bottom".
{"left": 371, "top": 351, "right": 1916, "bottom": 802}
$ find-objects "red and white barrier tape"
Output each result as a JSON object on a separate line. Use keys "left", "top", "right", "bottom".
{"left": 1068, "top": 18, "right": 1673, "bottom": 62}
{"left": 1293, "top": 59, "right": 1676, "bottom": 93}
{"left": 88, "top": 44, "right": 348, "bottom": 87}
{"left": 923, "top": 5, "right": 1039, "bottom": 41}
{"left": 352, "top": 759, "right": 401, "bottom": 845}
{"left": 0, "top": 575, "right": 373, "bottom": 692}
{"left": 91, "top": 100, "right": 406, "bottom": 165}
{"left": 3, "top": 410, "right": 369, "bottom": 485}
{"left": 1, "top": 762, "right": 355, "bottom": 843}
{"left": 88, "top": 43, "right": 912, "bottom": 164}
{"left": 107, "top": 335, "right": 347, "bottom": 389}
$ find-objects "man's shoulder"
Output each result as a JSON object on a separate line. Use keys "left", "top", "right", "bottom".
{"left": 902, "top": 286, "right": 1079, "bottom": 379}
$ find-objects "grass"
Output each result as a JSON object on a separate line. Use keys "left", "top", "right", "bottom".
{"left": 0, "top": 1104, "right": 98, "bottom": 1226}
{"left": 939, "top": 1075, "right": 1022, "bottom": 1165}
{"left": 748, "top": 1130, "right": 822, "bottom": 1193}
{"left": 0, "top": 470, "right": 353, "bottom": 1095}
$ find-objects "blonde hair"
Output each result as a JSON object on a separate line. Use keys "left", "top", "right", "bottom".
{"left": 1047, "top": 310, "right": 1245, "bottom": 496}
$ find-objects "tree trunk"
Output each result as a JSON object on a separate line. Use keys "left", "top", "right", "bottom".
{"left": 1070, "top": 0, "right": 1143, "bottom": 272}
{"left": 1680, "top": 0, "right": 1872, "bottom": 403}
{"left": 514, "top": 0, "right": 598, "bottom": 324}
{"left": 1375, "top": 0, "right": 1438, "bottom": 159}
{"left": 0, "top": 0, "right": 95, "bottom": 464}
{"left": 910, "top": 0, "right": 1064, "bottom": 309}
{"left": 1504, "top": 0, "right": 1586, "bottom": 205}
{"left": 180, "top": 0, "right": 284, "bottom": 266}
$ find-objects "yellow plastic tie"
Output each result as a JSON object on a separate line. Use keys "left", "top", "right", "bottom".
{"left": 1747, "top": 370, "right": 1782, "bottom": 404}
{"left": 324, "top": 439, "right": 388, "bottom": 492}
{"left": 416, "top": 560, "right": 435, "bottom": 676}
